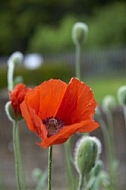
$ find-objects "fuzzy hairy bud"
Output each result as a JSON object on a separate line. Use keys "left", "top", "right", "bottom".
{"left": 72, "top": 22, "right": 88, "bottom": 46}
{"left": 74, "top": 136, "right": 101, "bottom": 176}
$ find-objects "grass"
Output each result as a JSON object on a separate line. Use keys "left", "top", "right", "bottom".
{"left": 86, "top": 76, "right": 126, "bottom": 104}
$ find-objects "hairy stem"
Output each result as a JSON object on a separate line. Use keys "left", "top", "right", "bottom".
{"left": 48, "top": 146, "right": 53, "bottom": 190}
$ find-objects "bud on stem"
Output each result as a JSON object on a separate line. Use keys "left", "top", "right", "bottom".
{"left": 72, "top": 22, "right": 88, "bottom": 46}
{"left": 7, "top": 52, "right": 23, "bottom": 91}
{"left": 74, "top": 136, "right": 102, "bottom": 190}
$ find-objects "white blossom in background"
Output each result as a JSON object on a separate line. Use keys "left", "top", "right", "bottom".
{"left": 24, "top": 53, "right": 44, "bottom": 70}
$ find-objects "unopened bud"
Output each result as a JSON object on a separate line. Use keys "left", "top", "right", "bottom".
{"left": 74, "top": 136, "right": 101, "bottom": 176}
{"left": 7, "top": 51, "right": 23, "bottom": 91}
{"left": 5, "top": 101, "right": 22, "bottom": 122}
{"left": 32, "top": 168, "right": 43, "bottom": 181}
{"left": 92, "top": 160, "right": 103, "bottom": 177}
{"left": 102, "top": 95, "right": 116, "bottom": 112}
{"left": 117, "top": 86, "right": 126, "bottom": 107}
{"left": 72, "top": 22, "right": 88, "bottom": 46}
{"left": 8, "top": 51, "right": 23, "bottom": 67}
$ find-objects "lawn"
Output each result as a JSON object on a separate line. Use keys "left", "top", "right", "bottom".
{"left": 86, "top": 76, "right": 126, "bottom": 104}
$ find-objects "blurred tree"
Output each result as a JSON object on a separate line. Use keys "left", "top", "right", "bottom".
{"left": 0, "top": 0, "right": 125, "bottom": 55}
{"left": 0, "top": 0, "right": 72, "bottom": 55}
{"left": 27, "top": 2, "right": 126, "bottom": 53}
{"left": 86, "top": 2, "right": 126, "bottom": 49}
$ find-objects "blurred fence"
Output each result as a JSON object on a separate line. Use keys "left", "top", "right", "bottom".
{"left": 0, "top": 48, "right": 126, "bottom": 78}
{"left": 43, "top": 48, "right": 126, "bottom": 78}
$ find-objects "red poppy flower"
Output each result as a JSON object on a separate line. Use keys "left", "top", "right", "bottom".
{"left": 20, "top": 77, "right": 99, "bottom": 148}
{"left": 10, "top": 83, "right": 31, "bottom": 117}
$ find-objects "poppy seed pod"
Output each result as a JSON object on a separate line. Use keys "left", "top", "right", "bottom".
{"left": 102, "top": 95, "right": 116, "bottom": 112}
{"left": 72, "top": 22, "right": 88, "bottom": 46}
{"left": 117, "top": 86, "right": 126, "bottom": 107}
{"left": 74, "top": 136, "right": 101, "bottom": 176}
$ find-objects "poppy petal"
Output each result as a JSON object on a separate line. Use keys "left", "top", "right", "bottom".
{"left": 40, "top": 120, "right": 99, "bottom": 148}
{"left": 20, "top": 77, "right": 99, "bottom": 148}
{"left": 10, "top": 83, "right": 31, "bottom": 116}
{"left": 56, "top": 77, "right": 97, "bottom": 124}
{"left": 24, "top": 87, "right": 41, "bottom": 115}
{"left": 20, "top": 101, "right": 47, "bottom": 139}
{"left": 24, "top": 79, "right": 67, "bottom": 120}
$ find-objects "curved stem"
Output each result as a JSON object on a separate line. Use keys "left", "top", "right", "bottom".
{"left": 48, "top": 146, "right": 53, "bottom": 190}
{"left": 8, "top": 61, "right": 14, "bottom": 91}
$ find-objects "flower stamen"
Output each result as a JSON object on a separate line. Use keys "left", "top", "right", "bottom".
{"left": 43, "top": 117, "right": 64, "bottom": 137}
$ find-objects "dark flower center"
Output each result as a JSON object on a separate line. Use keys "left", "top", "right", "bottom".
{"left": 42, "top": 117, "right": 64, "bottom": 137}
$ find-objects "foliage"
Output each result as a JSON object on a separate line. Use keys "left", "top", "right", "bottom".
{"left": 27, "top": 2, "right": 126, "bottom": 54}
{"left": 28, "top": 16, "right": 78, "bottom": 53}
{"left": 86, "top": 2, "right": 126, "bottom": 50}
{"left": 0, "top": 62, "right": 74, "bottom": 88}
{"left": 0, "top": 1, "right": 126, "bottom": 55}
{"left": 0, "top": 0, "right": 73, "bottom": 55}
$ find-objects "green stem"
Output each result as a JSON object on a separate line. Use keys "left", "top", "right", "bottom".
{"left": 13, "top": 121, "right": 27, "bottom": 190}
{"left": 106, "top": 111, "right": 115, "bottom": 159}
{"left": 75, "top": 44, "right": 81, "bottom": 80}
{"left": 98, "top": 117, "right": 112, "bottom": 165}
{"left": 48, "top": 146, "right": 53, "bottom": 190}
{"left": 64, "top": 140, "right": 75, "bottom": 190}
{"left": 16, "top": 124, "right": 27, "bottom": 190}
{"left": 97, "top": 115, "right": 118, "bottom": 190}
{"left": 123, "top": 106, "right": 126, "bottom": 129}
{"left": 78, "top": 174, "right": 84, "bottom": 190}
{"left": 13, "top": 121, "right": 21, "bottom": 190}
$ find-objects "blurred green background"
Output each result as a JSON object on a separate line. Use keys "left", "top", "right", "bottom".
{"left": 0, "top": 0, "right": 126, "bottom": 104}
{"left": 0, "top": 2, "right": 126, "bottom": 189}
{"left": 0, "top": 0, "right": 126, "bottom": 54}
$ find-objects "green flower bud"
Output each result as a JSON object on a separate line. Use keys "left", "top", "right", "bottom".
{"left": 92, "top": 160, "right": 103, "bottom": 177}
{"left": 8, "top": 51, "right": 23, "bottom": 67}
{"left": 74, "top": 136, "right": 101, "bottom": 176}
{"left": 7, "top": 51, "right": 23, "bottom": 91}
{"left": 117, "top": 85, "right": 126, "bottom": 107}
{"left": 5, "top": 101, "right": 22, "bottom": 122}
{"left": 102, "top": 95, "right": 116, "bottom": 112}
{"left": 72, "top": 22, "right": 88, "bottom": 46}
{"left": 32, "top": 168, "right": 43, "bottom": 181}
